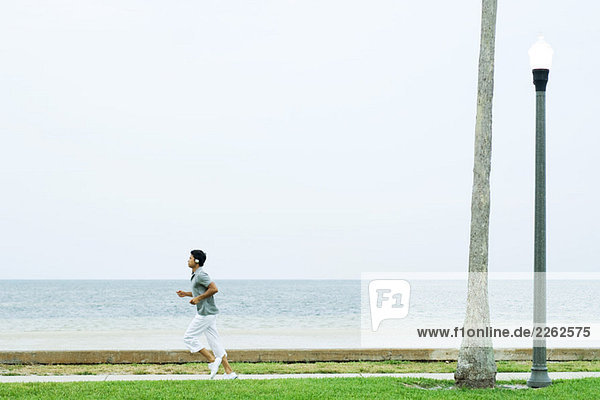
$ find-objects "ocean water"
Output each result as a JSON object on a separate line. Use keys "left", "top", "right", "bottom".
{"left": 0, "top": 279, "right": 598, "bottom": 350}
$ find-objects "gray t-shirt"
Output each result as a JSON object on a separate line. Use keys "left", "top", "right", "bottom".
{"left": 190, "top": 268, "right": 219, "bottom": 316}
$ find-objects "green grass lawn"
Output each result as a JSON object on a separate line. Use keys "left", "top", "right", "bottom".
{"left": 1, "top": 360, "right": 599, "bottom": 376}
{"left": 1, "top": 377, "right": 599, "bottom": 399}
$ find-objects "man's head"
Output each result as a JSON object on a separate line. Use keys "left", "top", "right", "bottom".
{"left": 188, "top": 249, "right": 207, "bottom": 268}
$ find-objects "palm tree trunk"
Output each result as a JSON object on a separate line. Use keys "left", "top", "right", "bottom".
{"left": 454, "top": 0, "right": 498, "bottom": 388}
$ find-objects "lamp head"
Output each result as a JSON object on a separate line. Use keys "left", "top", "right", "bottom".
{"left": 528, "top": 36, "right": 553, "bottom": 70}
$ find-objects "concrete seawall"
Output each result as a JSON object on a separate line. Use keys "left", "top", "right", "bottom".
{"left": 1, "top": 348, "right": 599, "bottom": 364}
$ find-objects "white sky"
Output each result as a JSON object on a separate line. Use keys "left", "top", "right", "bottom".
{"left": 1, "top": 1, "right": 598, "bottom": 279}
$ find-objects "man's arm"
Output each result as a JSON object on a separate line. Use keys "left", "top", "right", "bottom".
{"left": 190, "top": 282, "right": 218, "bottom": 304}
{"left": 176, "top": 290, "right": 193, "bottom": 297}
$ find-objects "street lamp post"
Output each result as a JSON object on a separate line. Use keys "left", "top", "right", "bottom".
{"left": 526, "top": 36, "right": 554, "bottom": 389}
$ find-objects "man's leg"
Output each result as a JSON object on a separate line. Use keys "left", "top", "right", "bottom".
{"left": 198, "top": 348, "right": 216, "bottom": 362}
{"left": 205, "top": 315, "right": 234, "bottom": 374}
{"left": 183, "top": 315, "right": 214, "bottom": 361}
{"left": 220, "top": 355, "right": 234, "bottom": 374}
{"left": 202, "top": 350, "right": 233, "bottom": 374}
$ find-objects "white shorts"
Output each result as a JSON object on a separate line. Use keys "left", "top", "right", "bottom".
{"left": 183, "top": 314, "right": 227, "bottom": 358}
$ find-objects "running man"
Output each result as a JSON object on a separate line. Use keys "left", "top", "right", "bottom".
{"left": 177, "top": 249, "right": 237, "bottom": 379}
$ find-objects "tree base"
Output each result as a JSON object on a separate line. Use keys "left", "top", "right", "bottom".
{"left": 454, "top": 346, "right": 497, "bottom": 388}
{"left": 455, "top": 377, "right": 497, "bottom": 389}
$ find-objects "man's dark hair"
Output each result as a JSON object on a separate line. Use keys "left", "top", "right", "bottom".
{"left": 191, "top": 249, "right": 207, "bottom": 266}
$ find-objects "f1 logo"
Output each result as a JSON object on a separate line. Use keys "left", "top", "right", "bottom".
{"left": 368, "top": 279, "right": 411, "bottom": 331}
